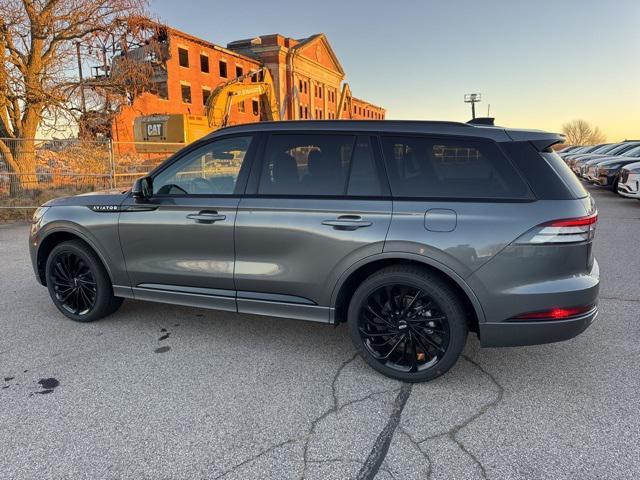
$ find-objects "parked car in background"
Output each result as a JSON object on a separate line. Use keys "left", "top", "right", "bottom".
{"left": 575, "top": 142, "right": 640, "bottom": 176}
{"left": 586, "top": 153, "right": 640, "bottom": 189}
{"left": 560, "top": 145, "right": 595, "bottom": 157}
{"left": 557, "top": 145, "right": 581, "bottom": 155}
{"left": 563, "top": 144, "right": 606, "bottom": 162}
{"left": 617, "top": 161, "right": 640, "bottom": 199}
{"left": 28, "top": 120, "right": 600, "bottom": 383}
{"left": 565, "top": 144, "right": 611, "bottom": 169}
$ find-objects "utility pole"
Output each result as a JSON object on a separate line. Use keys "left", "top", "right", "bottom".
{"left": 76, "top": 41, "right": 86, "bottom": 114}
{"left": 464, "top": 93, "right": 481, "bottom": 119}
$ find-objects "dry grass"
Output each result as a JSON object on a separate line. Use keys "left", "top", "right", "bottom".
{"left": 0, "top": 187, "right": 98, "bottom": 222}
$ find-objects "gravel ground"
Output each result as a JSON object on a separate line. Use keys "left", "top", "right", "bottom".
{"left": 1, "top": 185, "right": 638, "bottom": 479}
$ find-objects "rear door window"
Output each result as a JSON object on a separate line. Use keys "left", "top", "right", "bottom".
{"left": 380, "top": 136, "right": 531, "bottom": 199}
{"left": 258, "top": 133, "right": 382, "bottom": 196}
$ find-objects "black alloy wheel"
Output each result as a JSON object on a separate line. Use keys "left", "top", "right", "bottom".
{"left": 358, "top": 284, "right": 450, "bottom": 373}
{"left": 348, "top": 265, "right": 468, "bottom": 382}
{"left": 50, "top": 251, "right": 97, "bottom": 316}
{"left": 45, "top": 240, "right": 123, "bottom": 322}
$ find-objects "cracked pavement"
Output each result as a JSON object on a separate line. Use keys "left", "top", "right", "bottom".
{"left": 1, "top": 185, "right": 640, "bottom": 479}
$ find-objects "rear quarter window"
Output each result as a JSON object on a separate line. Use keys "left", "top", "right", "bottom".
{"left": 380, "top": 136, "right": 531, "bottom": 199}
{"left": 541, "top": 151, "right": 588, "bottom": 198}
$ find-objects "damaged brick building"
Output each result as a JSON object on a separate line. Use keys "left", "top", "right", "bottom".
{"left": 112, "top": 26, "right": 386, "bottom": 143}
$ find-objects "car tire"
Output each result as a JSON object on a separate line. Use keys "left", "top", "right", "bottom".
{"left": 347, "top": 265, "right": 468, "bottom": 383}
{"left": 45, "top": 240, "right": 123, "bottom": 322}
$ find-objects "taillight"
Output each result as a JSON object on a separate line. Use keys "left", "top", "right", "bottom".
{"left": 510, "top": 304, "right": 595, "bottom": 321}
{"left": 516, "top": 212, "right": 597, "bottom": 244}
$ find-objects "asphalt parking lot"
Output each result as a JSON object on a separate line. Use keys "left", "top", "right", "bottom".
{"left": 1, "top": 185, "right": 639, "bottom": 480}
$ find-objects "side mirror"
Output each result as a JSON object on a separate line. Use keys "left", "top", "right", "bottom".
{"left": 132, "top": 176, "right": 153, "bottom": 201}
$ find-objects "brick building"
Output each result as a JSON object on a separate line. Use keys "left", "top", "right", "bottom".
{"left": 111, "top": 26, "right": 385, "bottom": 142}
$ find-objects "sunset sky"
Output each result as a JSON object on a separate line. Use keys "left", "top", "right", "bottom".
{"left": 151, "top": 0, "right": 639, "bottom": 140}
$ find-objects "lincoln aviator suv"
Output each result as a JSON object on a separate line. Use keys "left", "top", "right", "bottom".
{"left": 29, "top": 121, "right": 599, "bottom": 382}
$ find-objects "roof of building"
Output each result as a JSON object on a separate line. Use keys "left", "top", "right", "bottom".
{"left": 165, "top": 25, "right": 261, "bottom": 65}
{"left": 228, "top": 33, "right": 345, "bottom": 76}
{"left": 351, "top": 97, "right": 386, "bottom": 111}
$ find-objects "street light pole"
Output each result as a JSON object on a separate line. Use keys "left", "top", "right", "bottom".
{"left": 464, "top": 93, "right": 482, "bottom": 119}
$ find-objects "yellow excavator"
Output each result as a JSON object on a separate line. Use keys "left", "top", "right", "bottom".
{"left": 133, "top": 67, "right": 279, "bottom": 152}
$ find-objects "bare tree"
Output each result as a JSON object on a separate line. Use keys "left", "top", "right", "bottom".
{"left": 77, "top": 18, "right": 168, "bottom": 138}
{"left": 562, "top": 119, "right": 607, "bottom": 146}
{"left": 0, "top": 0, "right": 146, "bottom": 192}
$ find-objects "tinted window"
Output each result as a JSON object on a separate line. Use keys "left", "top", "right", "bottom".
{"left": 380, "top": 136, "right": 530, "bottom": 199}
{"left": 259, "top": 134, "right": 380, "bottom": 196}
{"left": 153, "top": 136, "right": 252, "bottom": 195}
{"left": 541, "top": 151, "right": 587, "bottom": 198}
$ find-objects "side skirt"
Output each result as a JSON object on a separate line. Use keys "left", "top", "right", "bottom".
{"left": 114, "top": 284, "right": 331, "bottom": 324}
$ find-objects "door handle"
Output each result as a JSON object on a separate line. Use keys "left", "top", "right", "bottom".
{"left": 322, "top": 215, "right": 372, "bottom": 231}
{"left": 186, "top": 211, "right": 226, "bottom": 224}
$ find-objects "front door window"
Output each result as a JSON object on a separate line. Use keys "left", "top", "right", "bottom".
{"left": 153, "top": 136, "right": 253, "bottom": 195}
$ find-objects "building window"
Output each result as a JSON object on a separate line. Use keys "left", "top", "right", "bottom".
{"left": 238, "top": 100, "right": 245, "bottom": 112}
{"left": 252, "top": 99, "right": 259, "bottom": 116}
{"left": 202, "top": 88, "right": 211, "bottom": 106}
{"left": 319, "top": 86, "right": 323, "bottom": 99}
{"left": 181, "top": 84, "right": 192, "bottom": 103}
{"left": 178, "top": 47, "right": 189, "bottom": 68}
{"left": 219, "top": 60, "right": 228, "bottom": 78}
{"left": 314, "top": 85, "right": 318, "bottom": 97}
{"left": 299, "top": 79, "right": 303, "bottom": 92}
{"left": 304, "top": 106, "right": 308, "bottom": 118}
{"left": 299, "top": 105, "right": 304, "bottom": 118}
{"left": 236, "top": 65, "right": 243, "bottom": 77}
{"left": 200, "top": 54, "right": 209, "bottom": 73}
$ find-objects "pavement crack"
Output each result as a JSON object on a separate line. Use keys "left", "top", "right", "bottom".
{"left": 355, "top": 383, "right": 413, "bottom": 480}
{"left": 417, "top": 355, "right": 505, "bottom": 480}
{"left": 300, "top": 352, "right": 359, "bottom": 479}
{"left": 398, "top": 427, "right": 433, "bottom": 480}
{"left": 212, "top": 437, "right": 299, "bottom": 479}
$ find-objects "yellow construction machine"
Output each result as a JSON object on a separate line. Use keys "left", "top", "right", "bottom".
{"left": 133, "top": 67, "right": 279, "bottom": 152}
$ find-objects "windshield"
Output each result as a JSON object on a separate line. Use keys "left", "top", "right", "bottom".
{"left": 613, "top": 143, "right": 640, "bottom": 155}
{"left": 591, "top": 144, "right": 614, "bottom": 154}
{"left": 622, "top": 145, "right": 640, "bottom": 157}
{"left": 586, "top": 144, "right": 607, "bottom": 153}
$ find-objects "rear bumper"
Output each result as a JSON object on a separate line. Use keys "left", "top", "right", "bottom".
{"left": 479, "top": 307, "right": 597, "bottom": 347}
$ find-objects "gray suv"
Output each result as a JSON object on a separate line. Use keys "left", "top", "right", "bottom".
{"left": 29, "top": 121, "right": 600, "bottom": 382}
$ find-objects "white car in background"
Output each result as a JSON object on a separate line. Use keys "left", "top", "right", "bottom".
{"left": 618, "top": 161, "right": 640, "bottom": 199}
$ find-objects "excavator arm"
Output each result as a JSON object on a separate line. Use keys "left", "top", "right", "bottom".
{"left": 205, "top": 67, "right": 280, "bottom": 129}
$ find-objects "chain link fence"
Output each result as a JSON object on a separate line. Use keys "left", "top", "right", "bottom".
{"left": 0, "top": 138, "right": 183, "bottom": 216}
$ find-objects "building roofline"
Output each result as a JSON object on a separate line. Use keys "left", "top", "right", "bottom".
{"left": 166, "top": 25, "right": 261, "bottom": 65}
{"left": 351, "top": 96, "right": 385, "bottom": 111}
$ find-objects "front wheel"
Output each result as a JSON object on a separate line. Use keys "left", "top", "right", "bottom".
{"left": 347, "top": 266, "right": 468, "bottom": 382}
{"left": 45, "top": 240, "right": 123, "bottom": 322}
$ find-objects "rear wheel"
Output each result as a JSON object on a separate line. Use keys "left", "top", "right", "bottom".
{"left": 347, "top": 266, "right": 468, "bottom": 382}
{"left": 45, "top": 240, "right": 123, "bottom": 322}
